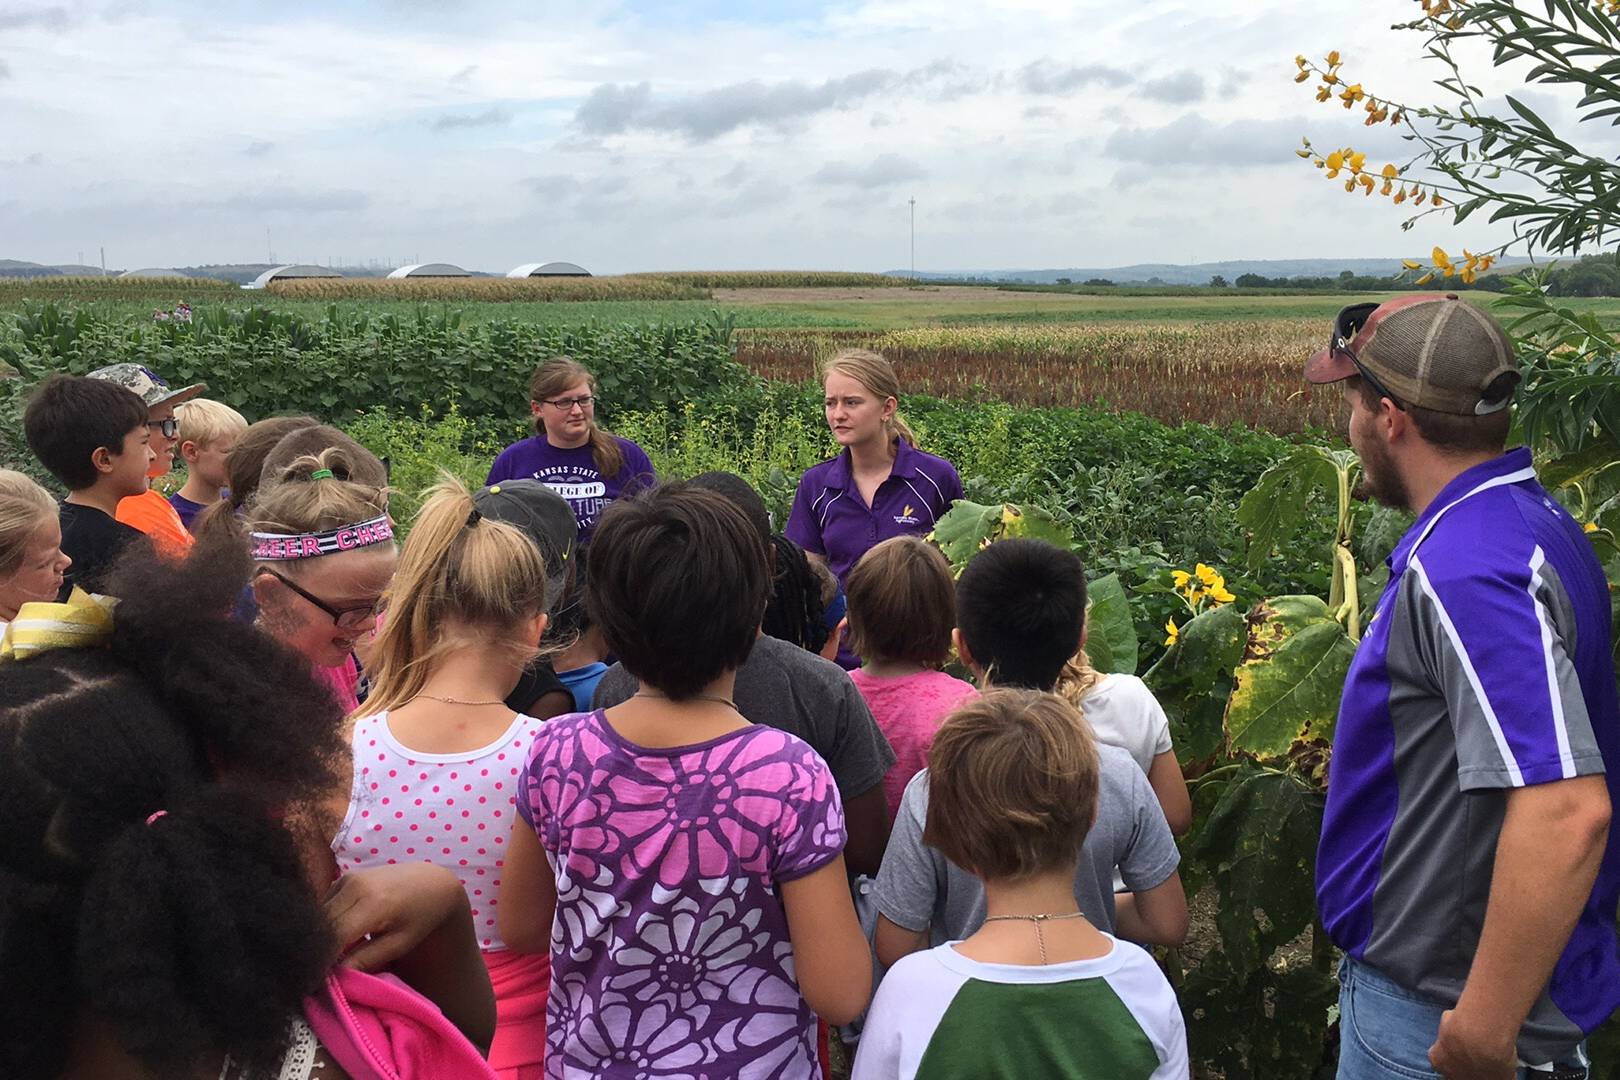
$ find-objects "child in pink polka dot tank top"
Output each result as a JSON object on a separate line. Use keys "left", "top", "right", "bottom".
{"left": 335, "top": 711, "right": 544, "bottom": 949}
{"left": 329, "top": 478, "right": 562, "bottom": 1080}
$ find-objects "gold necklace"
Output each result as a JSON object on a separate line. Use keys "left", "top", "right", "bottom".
{"left": 981, "top": 911, "right": 1086, "bottom": 964}
{"left": 634, "top": 690, "right": 739, "bottom": 711}
{"left": 414, "top": 693, "right": 507, "bottom": 706}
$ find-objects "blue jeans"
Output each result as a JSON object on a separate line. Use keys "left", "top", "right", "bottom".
{"left": 1337, "top": 956, "right": 1589, "bottom": 1079}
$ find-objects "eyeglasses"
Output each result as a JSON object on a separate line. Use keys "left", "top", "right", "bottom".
{"left": 542, "top": 395, "right": 594, "bottom": 412}
{"left": 256, "top": 568, "right": 384, "bottom": 630}
{"left": 149, "top": 418, "right": 179, "bottom": 438}
{"left": 1329, "top": 303, "right": 1405, "bottom": 411}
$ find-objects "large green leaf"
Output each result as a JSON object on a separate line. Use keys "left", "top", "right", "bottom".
{"left": 1181, "top": 953, "right": 1338, "bottom": 1080}
{"left": 1225, "top": 597, "right": 1356, "bottom": 761}
{"left": 1236, "top": 446, "right": 1353, "bottom": 572}
{"left": 1184, "top": 765, "right": 1324, "bottom": 981}
{"left": 1146, "top": 602, "right": 1247, "bottom": 690}
{"left": 1540, "top": 440, "right": 1620, "bottom": 491}
{"left": 930, "top": 499, "right": 1001, "bottom": 571}
{"left": 1084, "top": 572, "right": 1138, "bottom": 674}
{"left": 929, "top": 500, "right": 1075, "bottom": 574}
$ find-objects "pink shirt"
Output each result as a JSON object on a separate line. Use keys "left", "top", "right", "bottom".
{"left": 849, "top": 668, "right": 978, "bottom": 819}
{"left": 334, "top": 709, "right": 549, "bottom": 950}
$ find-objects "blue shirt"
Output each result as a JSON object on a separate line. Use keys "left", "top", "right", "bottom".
{"left": 1317, "top": 448, "right": 1620, "bottom": 1061}
{"left": 558, "top": 661, "right": 609, "bottom": 714}
{"left": 784, "top": 439, "right": 963, "bottom": 583}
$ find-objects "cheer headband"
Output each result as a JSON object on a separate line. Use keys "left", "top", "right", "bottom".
{"left": 250, "top": 515, "right": 395, "bottom": 562}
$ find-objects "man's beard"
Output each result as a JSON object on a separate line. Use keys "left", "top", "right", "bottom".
{"left": 1353, "top": 435, "right": 1411, "bottom": 512}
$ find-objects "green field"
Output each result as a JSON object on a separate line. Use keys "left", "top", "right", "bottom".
{"left": 7, "top": 278, "right": 1620, "bottom": 331}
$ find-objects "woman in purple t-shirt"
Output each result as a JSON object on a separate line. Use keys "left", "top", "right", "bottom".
{"left": 785, "top": 349, "right": 962, "bottom": 585}
{"left": 486, "top": 357, "right": 657, "bottom": 544}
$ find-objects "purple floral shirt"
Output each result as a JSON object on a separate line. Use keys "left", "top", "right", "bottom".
{"left": 517, "top": 710, "right": 846, "bottom": 1079}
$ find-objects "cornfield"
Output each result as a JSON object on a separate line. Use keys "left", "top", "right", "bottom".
{"left": 0, "top": 276, "right": 240, "bottom": 303}
{"left": 626, "top": 271, "right": 905, "bottom": 289}
{"left": 735, "top": 320, "right": 1342, "bottom": 434}
{"left": 267, "top": 275, "right": 709, "bottom": 302}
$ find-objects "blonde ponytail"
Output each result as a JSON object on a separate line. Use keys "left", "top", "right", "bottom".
{"left": 361, "top": 474, "right": 550, "bottom": 715}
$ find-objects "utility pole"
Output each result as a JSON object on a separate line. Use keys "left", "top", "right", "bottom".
{"left": 99, "top": 247, "right": 105, "bottom": 276}
{"left": 909, "top": 197, "right": 916, "bottom": 283}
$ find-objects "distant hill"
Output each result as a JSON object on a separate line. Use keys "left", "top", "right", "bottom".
{"left": 885, "top": 258, "right": 1531, "bottom": 286}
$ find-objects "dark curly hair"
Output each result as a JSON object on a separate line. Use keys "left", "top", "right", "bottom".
{"left": 763, "top": 534, "right": 829, "bottom": 654}
{"left": 0, "top": 537, "right": 348, "bottom": 1078}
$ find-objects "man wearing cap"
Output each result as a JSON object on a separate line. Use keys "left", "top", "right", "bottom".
{"left": 88, "top": 363, "right": 207, "bottom": 558}
{"left": 1307, "top": 295, "right": 1620, "bottom": 1078}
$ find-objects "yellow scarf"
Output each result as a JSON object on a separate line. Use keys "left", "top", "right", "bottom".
{"left": 0, "top": 588, "right": 116, "bottom": 661}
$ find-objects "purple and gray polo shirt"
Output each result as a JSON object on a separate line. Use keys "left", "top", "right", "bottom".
{"left": 1317, "top": 448, "right": 1620, "bottom": 1061}
{"left": 785, "top": 439, "right": 963, "bottom": 582}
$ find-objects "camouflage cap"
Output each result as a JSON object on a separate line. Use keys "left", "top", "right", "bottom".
{"left": 87, "top": 363, "right": 206, "bottom": 409}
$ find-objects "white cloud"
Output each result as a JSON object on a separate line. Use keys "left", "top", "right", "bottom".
{"left": 0, "top": 0, "right": 1551, "bottom": 271}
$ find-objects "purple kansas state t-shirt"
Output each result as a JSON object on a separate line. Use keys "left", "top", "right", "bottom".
{"left": 486, "top": 435, "right": 656, "bottom": 541}
{"left": 518, "top": 710, "right": 846, "bottom": 1079}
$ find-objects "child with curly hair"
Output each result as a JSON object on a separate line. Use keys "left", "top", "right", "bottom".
{"left": 0, "top": 538, "right": 497, "bottom": 1080}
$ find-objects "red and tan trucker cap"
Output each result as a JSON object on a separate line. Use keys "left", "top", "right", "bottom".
{"left": 1305, "top": 294, "right": 1520, "bottom": 416}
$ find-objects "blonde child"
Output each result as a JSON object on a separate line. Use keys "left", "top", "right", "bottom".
{"left": 498, "top": 484, "right": 872, "bottom": 1077}
{"left": 845, "top": 536, "right": 976, "bottom": 820}
{"left": 0, "top": 469, "right": 72, "bottom": 629}
{"left": 854, "top": 690, "right": 1188, "bottom": 1079}
{"left": 245, "top": 445, "right": 396, "bottom": 713}
{"left": 170, "top": 398, "right": 248, "bottom": 532}
{"left": 333, "top": 476, "right": 553, "bottom": 1079}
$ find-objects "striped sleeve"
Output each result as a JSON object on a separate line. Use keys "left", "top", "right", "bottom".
{"left": 784, "top": 470, "right": 827, "bottom": 556}
{"left": 1407, "top": 549, "right": 1602, "bottom": 790}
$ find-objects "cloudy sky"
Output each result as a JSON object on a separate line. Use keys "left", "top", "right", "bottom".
{"left": 0, "top": 0, "right": 1564, "bottom": 273}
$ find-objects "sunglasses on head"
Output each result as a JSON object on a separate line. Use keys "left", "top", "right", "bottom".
{"left": 1330, "top": 303, "right": 1405, "bottom": 410}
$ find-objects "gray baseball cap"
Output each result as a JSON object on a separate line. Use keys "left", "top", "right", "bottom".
{"left": 474, "top": 479, "right": 578, "bottom": 608}
{"left": 87, "top": 363, "right": 207, "bottom": 409}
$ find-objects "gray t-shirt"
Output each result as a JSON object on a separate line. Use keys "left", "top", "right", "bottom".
{"left": 592, "top": 634, "right": 896, "bottom": 800}
{"left": 874, "top": 744, "right": 1180, "bottom": 942}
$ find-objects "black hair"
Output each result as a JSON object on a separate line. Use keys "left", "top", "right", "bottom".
{"left": 955, "top": 539, "right": 1087, "bottom": 691}
{"left": 688, "top": 471, "right": 771, "bottom": 548}
{"left": 0, "top": 537, "right": 348, "bottom": 1078}
{"left": 587, "top": 484, "right": 769, "bottom": 700}
{"left": 22, "top": 374, "right": 151, "bottom": 490}
{"left": 684, "top": 473, "right": 826, "bottom": 652}
{"left": 763, "top": 534, "right": 830, "bottom": 654}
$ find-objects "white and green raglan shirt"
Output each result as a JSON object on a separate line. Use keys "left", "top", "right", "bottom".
{"left": 851, "top": 938, "right": 1188, "bottom": 1080}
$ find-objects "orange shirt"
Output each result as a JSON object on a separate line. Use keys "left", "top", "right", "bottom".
{"left": 116, "top": 488, "right": 194, "bottom": 558}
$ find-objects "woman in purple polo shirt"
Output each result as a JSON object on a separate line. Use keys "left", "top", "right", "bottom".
{"left": 486, "top": 356, "right": 657, "bottom": 544}
{"left": 786, "top": 348, "right": 962, "bottom": 585}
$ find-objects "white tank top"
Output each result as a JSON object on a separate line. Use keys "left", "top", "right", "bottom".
{"left": 333, "top": 709, "right": 548, "bottom": 951}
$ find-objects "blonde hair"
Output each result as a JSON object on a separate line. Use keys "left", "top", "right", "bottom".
{"left": 1055, "top": 630, "right": 1105, "bottom": 708}
{"left": 360, "top": 475, "right": 550, "bottom": 714}
{"left": 529, "top": 356, "right": 624, "bottom": 478}
{"left": 192, "top": 415, "right": 316, "bottom": 543}
{"left": 924, "top": 689, "right": 1100, "bottom": 882}
{"left": 175, "top": 398, "right": 248, "bottom": 449}
{"left": 246, "top": 445, "right": 389, "bottom": 541}
{"left": 0, "top": 469, "right": 57, "bottom": 576}
{"left": 844, "top": 535, "right": 955, "bottom": 666}
{"left": 820, "top": 348, "right": 918, "bottom": 447}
